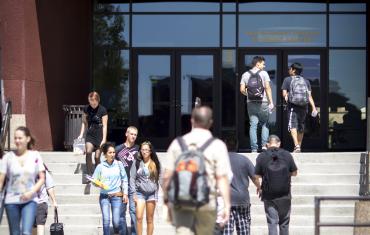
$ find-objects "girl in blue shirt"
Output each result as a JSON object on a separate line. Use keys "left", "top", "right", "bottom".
{"left": 93, "top": 142, "right": 128, "bottom": 235}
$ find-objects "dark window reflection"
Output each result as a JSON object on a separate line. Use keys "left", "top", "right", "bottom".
{"left": 133, "top": 15, "right": 219, "bottom": 47}
{"left": 138, "top": 55, "right": 171, "bottom": 138}
{"left": 223, "top": 15, "right": 236, "bottom": 47}
{"left": 93, "top": 14, "right": 129, "bottom": 47}
{"left": 330, "top": 3, "right": 366, "bottom": 12}
{"left": 180, "top": 55, "right": 214, "bottom": 134}
{"left": 132, "top": 1, "right": 219, "bottom": 12}
{"left": 288, "top": 55, "right": 320, "bottom": 138}
{"left": 222, "top": 50, "right": 236, "bottom": 128}
{"left": 330, "top": 14, "right": 366, "bottom": 47}
{"left": 93, "top": 49, "right": 130, "bottom": 141}
{"left": 95, "top": 3, "right": 129, "bottom": 12}
{"left": 239, "top": 2, "right": 326, "bottom": 12}
{"left": 239, "top": 15, "right": 326, "bottom": 47}
{"left": 329, "top": 50, "right": 366, "bottom": 150}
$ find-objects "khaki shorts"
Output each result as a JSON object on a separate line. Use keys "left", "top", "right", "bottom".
{"left": 172, "top": 207, "right": 216, "bottom": 235}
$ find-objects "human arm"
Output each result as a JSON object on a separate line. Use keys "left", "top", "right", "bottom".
{"left": 47, "top": 187, "right": 58, "bottom": 207}
{"left": 21, "top": 171, "right": 45, "bottom": 202}
{"left": 100, "top": 115, "right": 108, "bottom": 147}
{"left": 129, "top": 161, "right": 137, "bottom": 201}
{"left": 265, "top": 81, "right": 274, "bottom": 108}
{"left": 308, "top": 91, "right": 317, "bottom": 114}
{"left": 0, "top": 173, "right": 5, "bottom": 192}
{"left": 240, "top": 83, "right": 247, "bottom": 96}
{"left": 282, "top": 90, "right": 288, "bottom": 103}
{"left": 216, "top": 175, "right": 231, "bottom": 224}
{"left": 119, "top": 162, "right": 129, "bottom": 203}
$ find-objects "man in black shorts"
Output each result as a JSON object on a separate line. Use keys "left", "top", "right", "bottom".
{"left": 281, "top": 63, "right": 317, "bottom": 153}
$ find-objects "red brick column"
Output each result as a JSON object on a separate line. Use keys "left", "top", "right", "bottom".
{"left": 0, "top": 0, "right": 53, "bottom": 150}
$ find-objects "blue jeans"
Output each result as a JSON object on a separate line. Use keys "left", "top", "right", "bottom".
{"left": 247, "top": 102, "right": 270, "bottom": 151}
{"left": 100, "top": 194, "right": 127, "bottom": 235}
{"left": 5, "top": 201, "right": 37, "bottom": 235}
{"left": 128, "top": 192, "right": 136, "bottom": 235}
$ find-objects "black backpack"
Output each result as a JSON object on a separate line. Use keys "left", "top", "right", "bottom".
{"left": 247, "top": 70, "right": 264, "bottom": 101}
{"left": 262, "top": 149, "right": 291, "bottom": 199}
{"left": 167, "top": 137, "right": 215, "bottom": 209}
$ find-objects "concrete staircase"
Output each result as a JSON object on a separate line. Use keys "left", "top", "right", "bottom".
{"left": 0, "top": 152, "right": 362, "bottom": 235}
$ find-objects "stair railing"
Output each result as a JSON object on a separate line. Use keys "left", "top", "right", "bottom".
{"left": 0, "top": 100, "right": 12, "bottom": 158}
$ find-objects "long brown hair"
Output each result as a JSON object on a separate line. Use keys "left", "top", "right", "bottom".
{"left": 15, "top": 126, "right": 36, "bottom": 150}
{"left": 138, "top": 141, "right": 161, "bottom": 183}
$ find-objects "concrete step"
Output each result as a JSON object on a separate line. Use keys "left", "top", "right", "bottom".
{"left": 51, "top": 173, "right": 360, "bottom": 185}
{"left": 18, "top": 203, "right": 353, "bottom": 217}
{"left": 45, "top": 162, "right": 361, "bottom": 175}
{"left": 53, "top": 183, "right": 359, "bottom": 196}
{"left": 0, "top": 225, "right": 356, "bottom": 235}
{"left": 39, "top": 152, "right": 362, "bottom": 164}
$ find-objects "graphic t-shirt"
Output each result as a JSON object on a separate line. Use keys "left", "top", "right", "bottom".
{"left": 35, "top": 170, "right": 55, "bottom": 204}
{"left": 115, "top": 144, "right": 139, "bottom": 179}
{"left": 0, "top": 151, "right": 45, "bottom": 204}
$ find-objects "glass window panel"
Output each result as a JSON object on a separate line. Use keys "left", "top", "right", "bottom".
{"left": 223, "top": 3, "right": 236, "bottom": 12}
{"left": 239, "top": 14, "right": 326, "bottom": 47}
{"left": 330, "top": 14, "right": 366, "bottom": 47}
{"left": 133, "top": 2, "right": 219, "bottom": 12}
{"left": 138, "top": 55, "right": 171, "bottom": 138}
{"left": 222, "top": 50, "right": 236, "bottom": 128}
{"left": 180, "top": 55, "right": 214, "bottom": 135}
{"left": 239, "top": 2, "right": 326, "bottom": 12}
{"left": 329, "top": 50, "right": 366, "bottom": 150}
{"left": 330, "top": 3, "right": 366, "bottom": 12}
{"left": 93, "top": 14, "right": 129, "bottom": 47}
{"left": 95, "top": 3, "right": 129, "bottom": 12}
{"left": 223, "top": 15, "right": 236, "bottom": 47}
{"left": 93, "top": 49, "right": 130, "bottom": 133}
{"left": 133, "top": 15, "right": 219, "bottom": 47}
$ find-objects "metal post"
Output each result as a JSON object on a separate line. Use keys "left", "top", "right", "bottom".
{"left": 7, "top": 101, "right": 11, "bottom": 151}
{"left": 314, "top": 197, "right": 321, "bottom": 235}
{"left": 366, "top": 152, "right": 369, "bottom": 194}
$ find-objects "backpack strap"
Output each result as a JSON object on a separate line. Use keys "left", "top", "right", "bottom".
{"left": 176, "top": 137, "right": 188, "bottom": 152}
{"left": 198, "top": 137, "right": 216, "bottom": 152}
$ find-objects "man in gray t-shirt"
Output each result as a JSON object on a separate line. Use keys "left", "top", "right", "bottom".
{"left": 221, "top": 152, "right": 261, "bottom": 235}
{"left": 240, "top": 56, "right": 274, "bottom": 152}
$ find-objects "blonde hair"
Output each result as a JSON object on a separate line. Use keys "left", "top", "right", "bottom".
{"left": 126, "top": 126, "right": 138, "bottom": 133}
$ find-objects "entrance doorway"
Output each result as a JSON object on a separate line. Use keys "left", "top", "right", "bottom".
{"left": 238, "top": 49, "right": 327, "bottom": 151}
{"left": 132, "top": 49, "right": 220, "bottom": 150}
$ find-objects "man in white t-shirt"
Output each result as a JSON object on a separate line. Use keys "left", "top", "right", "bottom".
{"left": 240, "top": 56, "right": 274, "bottom": 152}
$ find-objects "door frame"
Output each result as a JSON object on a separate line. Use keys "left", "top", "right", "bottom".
{"left": 237, "top": 48, "right": 328, "bottom": 151}
{"left": 131, "top": 48, "right": 221, "bottom": 150}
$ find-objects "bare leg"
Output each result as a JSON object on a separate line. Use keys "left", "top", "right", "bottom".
{"left": 136, "top": 200, "right": 146, "bottom": 235}
{"left": 297, "top": 132, "right": 304, "bottom": 146}
{"left": 146, "top": 201, "right": 156, "bottom": 235}
{"left": 36, "top": 225, "right": 45, "bottom": 235}
{"left": 290, "top": 128, "right": 299, "bottom": 147}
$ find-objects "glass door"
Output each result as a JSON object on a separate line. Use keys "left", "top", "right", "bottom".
{"left": 132, "top": 49, "right": 220, "bottom": 150}
{"left": 238, "top": 49, "right": 327, "bottom": 151}
{"left": 238, "top": 50, "right": 282, "bottom": 151}
{"left": 282, "top": 50, "right": 327, "bottom": 151}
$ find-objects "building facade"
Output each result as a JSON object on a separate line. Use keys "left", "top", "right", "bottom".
{"left": 0, "top": 0, "right": 368, "bottom": 151}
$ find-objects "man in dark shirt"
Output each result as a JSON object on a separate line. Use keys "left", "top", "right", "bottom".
{"left": 222, "top": 151, "right": 261, "bottom": 235}
{"left": 115, "top": 126, "right": 139, "bottom": 235}
{"left": 281, "top": 62, "right": 317, "bottom": 153}
{"left": 255, "top": 135, "right": 298, "bottom": 235}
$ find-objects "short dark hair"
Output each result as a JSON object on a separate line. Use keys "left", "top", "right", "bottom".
{"left": 251, "top": 56, "right": 265, "bottom": 67}
{"left": 268, "top": 135, "right": 281, "bottom": 144}
{"left": 290, "top": 62, "right": 303, "bottom": 75}
{"left": 101, "top": 142, "right": 115, "bottom": 154}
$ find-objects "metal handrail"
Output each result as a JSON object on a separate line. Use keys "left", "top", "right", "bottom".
{"left": 359, "top": 152, "right": 369, "bottom": 196}
{"left": 314, "top": 196, "right": 370, "bottom": 235}
{"left": 0, "top": 101, "right": 12, "bottom": 157}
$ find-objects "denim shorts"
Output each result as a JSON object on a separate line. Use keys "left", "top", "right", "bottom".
{"left": 136, "top": 191, "right": 157, "bottom": 202}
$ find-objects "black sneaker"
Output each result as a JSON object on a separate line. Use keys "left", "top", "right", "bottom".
{"left": 84, "top": 183, "right": 91, "bottom": 195}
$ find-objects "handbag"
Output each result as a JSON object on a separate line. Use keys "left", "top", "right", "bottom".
{"left": 50, "top": 208, "right": 64, "bottom": 235}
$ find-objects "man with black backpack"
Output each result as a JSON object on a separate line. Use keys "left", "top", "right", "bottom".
{"left": 163, "top": 106, "right": 232, "bottom": 235}
{"left": 240, "top": 56, "right": 274, "bottom": 153}
{"left": 255, "top": 135, "right": 297, "bottom": 235}
{"left": 282, "top": 62, "right": 318, "bottom": 153}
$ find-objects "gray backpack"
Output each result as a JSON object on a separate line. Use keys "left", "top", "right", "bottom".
{"left": 289, "top": 76, "right": 309, "bottom": 106}
{"left": 167, "top": 137, "right": 215, "bottom": 208}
